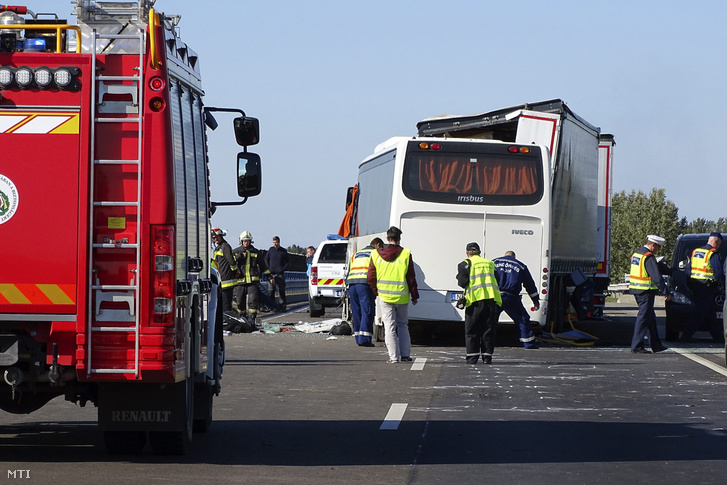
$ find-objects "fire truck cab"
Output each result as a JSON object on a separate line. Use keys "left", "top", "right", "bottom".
{"left": 0, "top": 1, "right": 261, "bottom": 454}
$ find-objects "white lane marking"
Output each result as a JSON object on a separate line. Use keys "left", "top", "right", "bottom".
{"left": 672, "top": 348, "right": 727, "bottom": 378}
{"left": 411, "top": 357, "right": 427, "bottom": 371}
{"left": 380, "top": 403, "right": 408, "bottom": 430}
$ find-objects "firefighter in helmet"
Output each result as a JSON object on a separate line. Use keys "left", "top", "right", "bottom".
{"left": 212, "top": 227, "right": 240, "bottom": 312}
{"left": 233, "top": 231, "right": 272, "bottom": 323}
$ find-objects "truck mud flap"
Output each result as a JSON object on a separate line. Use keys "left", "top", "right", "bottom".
{"left": 97, "top": 382, "right": 189, "bottom": 433}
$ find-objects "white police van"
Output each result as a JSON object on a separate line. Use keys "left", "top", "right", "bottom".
{"left": 308, "top": 236, "right": 348, "bottom": 317}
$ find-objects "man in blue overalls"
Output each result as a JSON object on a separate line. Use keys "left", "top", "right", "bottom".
{"left": 493, "top": 251, "right": 540, "bottom": 349}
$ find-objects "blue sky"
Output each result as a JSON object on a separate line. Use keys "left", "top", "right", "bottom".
{"left": 26, "top": 0, "right": 727, "bottom": 250}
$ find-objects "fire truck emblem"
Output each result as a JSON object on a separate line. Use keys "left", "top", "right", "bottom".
{"left": 0, "top": 174, "right": 19, "bottom": 225}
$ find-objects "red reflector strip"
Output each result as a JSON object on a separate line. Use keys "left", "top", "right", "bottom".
{"left": 0, "top": 283, "right": 75, "bottom": 304}
{"left": 316, "top": 279, "right": 344, "bottom": 286}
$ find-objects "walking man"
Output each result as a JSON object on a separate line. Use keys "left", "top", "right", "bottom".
{"left": 683, "top": 232, "right": 725, "bottom": 342}
{"left": 493, "top": 251, "right": 540, "bottom": 349}
{"left": 629, "top": 235, "right": 671, "bottom": 353}
{"left": 456, "top": 242, "right": 502, "bottom": 364}
{"left": 265, "top": 236, "right": 290, "bottom": 311}
{"left": 368, "top": 227, "right": 419, "bottom": 363}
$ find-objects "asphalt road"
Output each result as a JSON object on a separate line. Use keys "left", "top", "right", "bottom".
{"left": 1, "top": 297, "right": 726, "bottom": 484}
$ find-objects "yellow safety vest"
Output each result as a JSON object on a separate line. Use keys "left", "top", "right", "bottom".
{"left": 629, "top": 250, "right": 657, "bottom": 291}
{"left": 463, "top": 255, "right": 502, "bottom": 307}
{"left": 346, "top": 247, "right": 374, "bottom": 285}
{"left": 690, "top": 247, "right": 716, "bottom": 282}
{"left": 371, "top": 248, "right": 411, "bottom": 304}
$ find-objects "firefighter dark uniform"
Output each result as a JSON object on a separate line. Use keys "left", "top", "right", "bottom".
{"left": 346, "top": 244, "right": 376, "bottom": 346}
{"left": 456, "top": 243, "right": 502, "bottom": 364}
{"left": 212, "top": 230, "right": 239, "bottom": 312}
{"left": 233, "top": 232, "right": 271, "bottom": 321}
{"left": 493, "top": 252, "right": 540, "bottom": 349}
{"left": 684, "top": 232, "right": 725, "bottom": 342}
{"left": 629, "top": 236, "right": 669, "bottom": 353}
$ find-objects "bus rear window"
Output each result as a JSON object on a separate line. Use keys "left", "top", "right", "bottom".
{"left": 402, "top": 142, "right": 544, "bottom": 205}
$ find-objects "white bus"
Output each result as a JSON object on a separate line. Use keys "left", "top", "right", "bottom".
{"left": 343, "top": 136, "right": 551, "bottom": 326}
{"left": 341, "top": 100, "right": 607, "bottom": 329}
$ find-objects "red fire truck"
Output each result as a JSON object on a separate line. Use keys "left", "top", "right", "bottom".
{"left": 0, "top": 1, "right": 262, "bottom": 454}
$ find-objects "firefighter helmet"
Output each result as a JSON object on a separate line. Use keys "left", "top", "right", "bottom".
{"left": 211, "top": 227, "right": 227, "bottom": 237}
{"left": 239, "top": 231, "right": 253, "bottom": 243}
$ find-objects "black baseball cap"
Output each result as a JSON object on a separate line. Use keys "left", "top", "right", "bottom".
{"left": 466, "top": 242, "right": 480, "bottom": 252}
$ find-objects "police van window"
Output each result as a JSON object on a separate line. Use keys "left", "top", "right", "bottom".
{"left": 319, "top": 244, "right": 348, "bottom": 264}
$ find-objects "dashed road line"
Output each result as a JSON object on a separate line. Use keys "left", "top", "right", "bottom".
{"left": 380, "top": 403, "right": 408, "bottom": 430}
{"left": 411, "top": 357, "right": 427, "bottom": 370}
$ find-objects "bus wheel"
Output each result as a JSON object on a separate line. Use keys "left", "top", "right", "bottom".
{"left": 149, "top": 375, "right": 194, "bottom": 455}
{"left": 103, "top": 430, "right": 146, "bottom": 455}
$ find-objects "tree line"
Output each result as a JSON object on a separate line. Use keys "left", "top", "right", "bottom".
{"left": 611, "top": 188, "right": 727, "bottom": 281}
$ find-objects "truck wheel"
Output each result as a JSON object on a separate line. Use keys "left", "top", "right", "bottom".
{"left": 149, "top": 374, "right": 194, "bottom": 455}
{"left": 103, "top": 430, "right": 146, "bottom": 455}
{"left": 309, "top": 297, "right": 324, "bottom": 317}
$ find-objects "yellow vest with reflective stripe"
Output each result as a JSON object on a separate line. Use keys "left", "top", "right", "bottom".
{"left": 371, "top": 248, "right": 411, "bottom": 304}
{"left": 463, "top": 255, "right": 502, "bottom": 307}
{"left": 629, "top": 250, "right": 657, "bottom": 291}
{"left": 347, "top": 247, "right": 373, "bottom": 285}
{"left": 690, "top": 247, "right": 715, "bottom": 281}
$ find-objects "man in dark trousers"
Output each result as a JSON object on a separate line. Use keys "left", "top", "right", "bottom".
{"left": 683, "top": 232, "right": 724, "bottom": 342}
{"left": 493, "top": 251, "right": 540, "bottom": 349}
{"left": 233, "top": 230, "right": 272, "bottom": 324}
{"left": 456, "top": 242, "right": 501, "bottom": 364}
{"left": 345, "top": 238, "right": 382, "bottom": 347}
{"left": 629, "top": 234, "right": 671, "bottom": 353}
{"left": 265, "top": 236, "right": 290, "bottom": 311}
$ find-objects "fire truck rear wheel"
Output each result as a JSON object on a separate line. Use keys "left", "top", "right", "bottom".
{"left": 103, "top": 430, "right": 147, "bottom": 455}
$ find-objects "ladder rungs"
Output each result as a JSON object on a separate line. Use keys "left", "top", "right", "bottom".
{"left": 93, "top": 243, "right": 138, "bottom": 249}
{"left": 91, "top": 326, "right": 137, "bottom": 332}
{"left": 93, "top": 201, "right": 138, "bottom": 207}
{"left": 97, "top": 75, "right": 140, "bottom": 82}
{"left": 92, "top": 284, "right": 138, "bottom": 291}
{"left": 94, "top": 159, "right": 140, "bottom": 165}
{"left": 96, "top": 34, "right": 143, "bottom": 40}
{"left": 95, "top": 117, "right": 141, "bottom": 123}
{"left": 89, "top": 368, "right": 138, "bottom": 375}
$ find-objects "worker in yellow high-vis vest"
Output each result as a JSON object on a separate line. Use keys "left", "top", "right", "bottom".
{"left": 367, "top": 226, "right": 419, "bottom": 363}
{"left": 684, "top": 232, "right": 725, "bottom": 343}
{"left": 456, "top": 242, "right": 502, "bottom": 364}
{"left": 346, "top": 237, "right": 384, "bottom": 347}
{"left": 629, "top": 234, "right": 671, "bottom": 353}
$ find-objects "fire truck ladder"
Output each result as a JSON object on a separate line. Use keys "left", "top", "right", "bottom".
{"left": 87, "top": 29, "right": 145, "bottom": 378}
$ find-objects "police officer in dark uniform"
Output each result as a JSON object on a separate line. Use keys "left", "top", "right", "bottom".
{"left": 629, "top": 235, "right": 671, "bottom": 353}
{"left": 683, "top": 232, "right": 724, "bottom": 342}
{"left": 492, "top": 251, "right": 540, "bottom": 349}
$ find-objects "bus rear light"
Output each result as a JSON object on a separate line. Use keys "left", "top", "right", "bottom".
{"left": 508, "top": 146, "right": 531, "bottom": 154}
{"left": 151, "top": 225, "right": 175, "bottom": 326}
{"left": 418, "top": 142, "right": 442, "bottom": 150}
{"left": 419, "top": 142, "right": 430, "bottom": 149}
{"left": 431, "top": 143, "right": 441, "bottom": 150}
{"left": 310, "top": 266, "right": 318, "bottom": 285}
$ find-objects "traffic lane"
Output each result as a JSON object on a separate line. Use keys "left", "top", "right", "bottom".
{"left": 409, "top": 346, "right": 727, "bottom": 485}
{"left": 0, "top": 328, "right": 443, "bottom": 485}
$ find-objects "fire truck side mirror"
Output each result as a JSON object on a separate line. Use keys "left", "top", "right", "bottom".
{"left": 237, "top": 152, "right": 262, "bottom": 198}
{"left": 233, "top": 116, "right": 260, "bottom": 147}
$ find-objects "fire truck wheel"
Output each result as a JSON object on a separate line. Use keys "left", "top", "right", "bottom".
{"left": 149, "top": 375, "right": 194, "bottom": 455}
{"left": 103, "top": 430, "right": 147, "bottom": 455}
